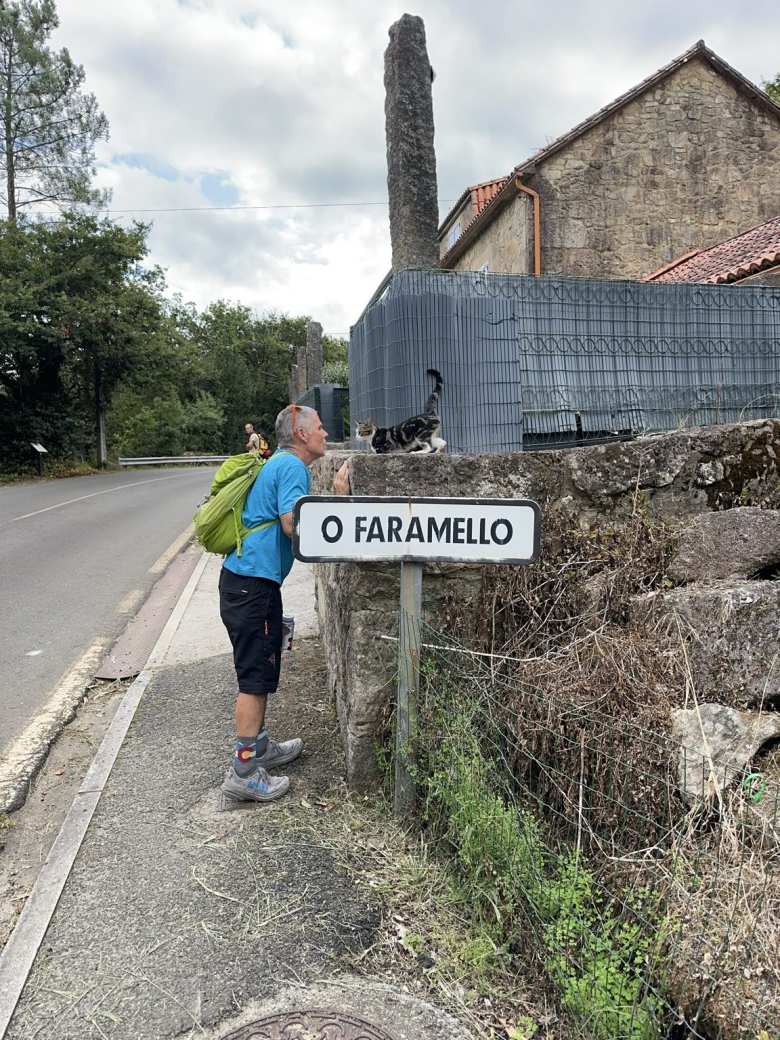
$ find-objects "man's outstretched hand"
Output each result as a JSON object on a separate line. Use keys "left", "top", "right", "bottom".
{"left": 333, "top": 461, "right": 350, "bottom": 496}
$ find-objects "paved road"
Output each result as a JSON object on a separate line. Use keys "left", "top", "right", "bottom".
{"left": 0, "top": 468, "right": 217, "bottom": 758}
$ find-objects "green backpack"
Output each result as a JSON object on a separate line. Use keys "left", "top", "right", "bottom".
{"left": 193, "top": 452, "right": 278, "bottom": 556}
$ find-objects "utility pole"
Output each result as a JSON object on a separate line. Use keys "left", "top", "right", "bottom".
{"left": 94, "top": 361, "right": 107, "bottom": 468}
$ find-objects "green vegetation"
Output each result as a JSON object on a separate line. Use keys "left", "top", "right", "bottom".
{"left": 418, "top": 700, "right": 665, "bottom": 1040}
{"left": 0, "top": 0, "right": 349, "bottom": 476}
{"left": 763, "top": 74, "right": 780, "bottom": 104}
{"left": 0, "top": 213, "right": 347, "bottom": 474}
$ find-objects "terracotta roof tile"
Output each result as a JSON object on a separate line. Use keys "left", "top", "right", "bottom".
{"left": 469, "top": 178, "right": 508, "bottom": 215}
{"left": 644, "top": 215, "right": 780, "bottom": 284}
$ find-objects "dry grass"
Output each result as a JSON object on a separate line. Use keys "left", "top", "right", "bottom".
{"left": 428, "top": 500, "right": 780, "bottom": 1039}
{"left": 659, "top": 788, "right": 780, "bottom": 1040}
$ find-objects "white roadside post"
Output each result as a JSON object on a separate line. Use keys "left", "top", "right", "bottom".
{"left": 294, "top": 495, "right": 541, "bottom": 816}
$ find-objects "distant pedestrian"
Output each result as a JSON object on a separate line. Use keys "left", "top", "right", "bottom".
{"left": 244, "top": 422, "right": 268, "bottom": 455}
{"left": 220, "top": 405, "right": 347, "bottom": 802}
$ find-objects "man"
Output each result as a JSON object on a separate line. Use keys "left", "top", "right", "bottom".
{"left": 220, "top": 405, "right": 347, "bottom": 802}
{"left": 244, "top": 422, "right": 268, "bottom": 455}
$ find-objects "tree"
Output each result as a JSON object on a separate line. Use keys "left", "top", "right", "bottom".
{"left": 0, "top": 0, "right": 108, "bottom": 221}
{"left": 194, "top": 303, "right": 302, "bottom": 450}
{"left": 322, "top": 334, "right": 348, "bottom": 385}
{"left": 0, "top": 213, "right": 166, "bottom": 468}
{"left": 764, "top": 74, "right": 780, "bottom": 105}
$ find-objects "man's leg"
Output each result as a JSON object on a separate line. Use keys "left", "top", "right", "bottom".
{"left": 231, "top": 691, "right": 267, "bottom": 777}
{"left": 236, "top": 691, "right": 266, "bottom": 744}
{"left": 219, "top": 570, "right": 289, "bottom": 801}
{"left": 218, "top": 570, "right": 302, "bottom": 800}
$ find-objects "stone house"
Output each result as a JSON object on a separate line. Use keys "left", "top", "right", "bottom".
{"left": 438, "top": 40, "right": 780, "bottom": 281}
{"left": 644, "top": 212, "right": 780, "bottom": 287}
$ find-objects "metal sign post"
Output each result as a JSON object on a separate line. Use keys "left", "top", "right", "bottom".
{"left": 294, "top": 495, "right": 541, "bottom": 816}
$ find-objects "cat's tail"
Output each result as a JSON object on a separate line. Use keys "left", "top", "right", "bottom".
{"left": 425, "top": 368, "right": 443, "bottom": 414}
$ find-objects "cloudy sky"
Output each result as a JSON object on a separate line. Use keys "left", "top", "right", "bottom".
{"left": 51, "top": 0, "right": 779, "bottom": 337}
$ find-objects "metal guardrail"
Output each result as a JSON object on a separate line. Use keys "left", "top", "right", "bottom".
{"left": 118, "top": 455, "right": 229, "bottom": 466}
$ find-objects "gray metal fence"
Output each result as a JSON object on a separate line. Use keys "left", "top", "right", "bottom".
{"left": 349, "top": 269, "right": 780, "bottom": 452}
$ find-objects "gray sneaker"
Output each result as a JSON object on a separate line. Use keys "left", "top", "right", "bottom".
{"left": 257, "top": 736, "right": 303, "bottom": 770}
{"left": 221, "top": 765, "right": 290, "bottom": 802}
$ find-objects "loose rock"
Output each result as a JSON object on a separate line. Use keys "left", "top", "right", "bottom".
{"left": 668, "top": 506, "right": 780, "bottom": 582}
{"left": 633, "top": 580, "right": 780, "bottom": 708}
{"left": 671, "top": 702, "right": 780, "bottom": 801}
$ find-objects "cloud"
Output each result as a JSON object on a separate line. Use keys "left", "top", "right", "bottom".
{"left": 51, "top": 0, "right": 780, "bottom": 336}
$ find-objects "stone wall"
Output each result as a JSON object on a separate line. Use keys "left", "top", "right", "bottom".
{"left": 453, "top": 56, "right": 780, "bottom": 279}
{"left": 311, "top": 419, "right": 780, "bottom": 788}
{"left": 450, "top": 194, "right": 532, "bottom": 272}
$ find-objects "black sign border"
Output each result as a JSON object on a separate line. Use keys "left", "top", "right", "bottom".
{"left": 293, "top": 495, "right": 542, "bottom": 565}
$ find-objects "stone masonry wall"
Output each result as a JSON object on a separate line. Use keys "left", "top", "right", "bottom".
{"left": 311, "top": 419, "right": 780, "bottom": 788}
{"left": 451, "top": 193, "right": 532, "bottom": 273}
{"left": 453, "top": 56, "right": 780, "bottom": 279}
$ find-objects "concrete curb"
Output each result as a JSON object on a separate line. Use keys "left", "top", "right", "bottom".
{"left": 0, "top": 552, "right": 209, "bottom": 1038}
{"left": 0, "top": 639, "right": 108, "bottom": 814}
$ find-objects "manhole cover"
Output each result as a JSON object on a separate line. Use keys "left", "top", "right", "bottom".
{"left": 223, "top": 1009, "right": 397, "bottom": 1040}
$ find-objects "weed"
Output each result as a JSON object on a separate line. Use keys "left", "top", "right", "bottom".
{"left": 417, "top": 697, "right": 665, "bottom": 1039}
{"left": 509, "top": 1016, "right": 539, "bottom": 1040}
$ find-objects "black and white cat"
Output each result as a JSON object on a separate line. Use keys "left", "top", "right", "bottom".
{"left": 356, "top": 369, "right": 446, "bottom": 454}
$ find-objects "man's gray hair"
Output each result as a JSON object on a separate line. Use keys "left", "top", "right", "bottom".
{"left": 275, "top": 404, "right": 316, "bottom": 448}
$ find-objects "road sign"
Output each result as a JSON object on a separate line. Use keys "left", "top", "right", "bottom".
{"left": 30, "top": 442, "right": 48, "bottom": 476}
{"left": 293, "top": 496, "right": 540, "bottom": 565}
{"left": 294, "top": 493, "right": 541, "bottom": 818}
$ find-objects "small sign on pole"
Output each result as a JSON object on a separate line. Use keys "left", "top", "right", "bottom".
{"left": 294, "top": 495, "right": 541, "bottom": 815}
{"left": 30, "top": 442, "right": 48, "bottom": 477}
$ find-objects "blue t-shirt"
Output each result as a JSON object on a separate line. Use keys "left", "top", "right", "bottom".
{"left": 222, "top": 451, "right": 311, "bottom": 584}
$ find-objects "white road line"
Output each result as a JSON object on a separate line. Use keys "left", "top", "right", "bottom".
{"left": 3, "top": 474, "right": 192, "bottom": 526}
{"left": 0, "top": 639, "right": 110, "bottom": 812}
{"left": 148, "top": 523, "right": 194, "bottom": 575}
{"left": 115, "top": 588, "right": 145, "bottom": 615}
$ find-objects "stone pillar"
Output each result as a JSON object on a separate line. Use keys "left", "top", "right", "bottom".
{"left": 384, "top": 14, "right": 439, "bottom": 271}
{"left": 306, "top": 320, "right": 323, "bottom": 387}
{"left": 288, "top": 365, "right": 300, "bottom": 404}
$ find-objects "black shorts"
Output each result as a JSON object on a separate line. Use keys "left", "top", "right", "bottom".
{"left": 219, "top": 567, "right": 283, "bottom": 695}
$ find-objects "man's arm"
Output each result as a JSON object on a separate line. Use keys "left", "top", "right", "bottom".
{"left": 277, "top": 459, "right": 309, "bottom": 539}
{"left": 280, "top": 512, "right": 294, "bottom": 538}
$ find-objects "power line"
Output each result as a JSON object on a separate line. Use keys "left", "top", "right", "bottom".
{"left": 95, "top": 198, "right": 457, "bottom": 214}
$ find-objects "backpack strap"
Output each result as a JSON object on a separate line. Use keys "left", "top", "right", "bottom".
{"left": 234, "top": 517, "right": 280, "bottom": 557}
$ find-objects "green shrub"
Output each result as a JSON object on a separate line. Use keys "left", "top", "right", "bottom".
{"left": 417, "top": 701, "right": 664, "bottom": 1040}
{"left": 425, "top": 724, "right": 544, "bottom": 925}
